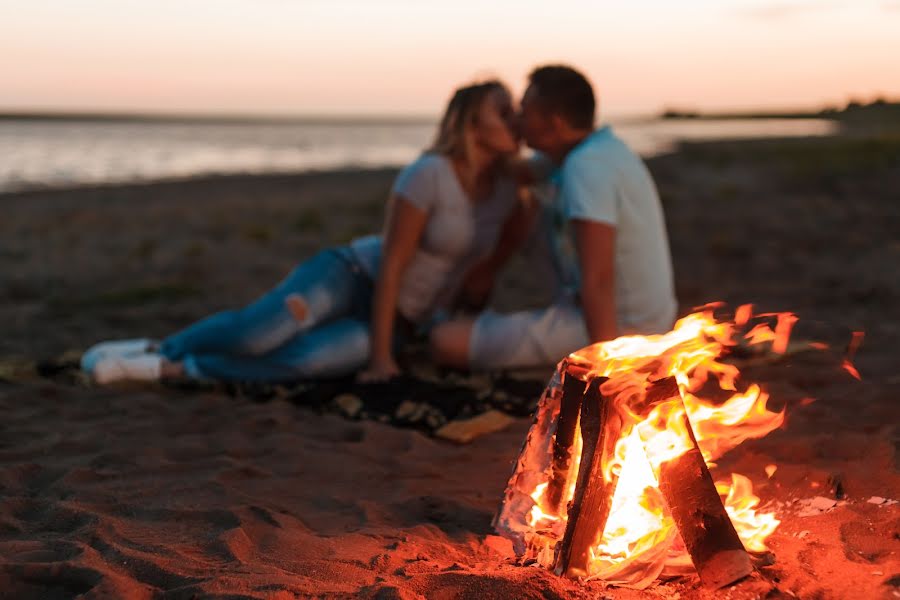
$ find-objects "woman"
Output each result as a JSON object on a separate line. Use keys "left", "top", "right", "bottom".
{"left": 83, "top": 80, "right": 526, "bottom": 384}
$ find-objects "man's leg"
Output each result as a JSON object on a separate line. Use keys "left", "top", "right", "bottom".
{"left": 429, "top": 318, "right": 475, "bottom": 369}
{"left": 431, "top": 301, "right": 591, "bottom": 371}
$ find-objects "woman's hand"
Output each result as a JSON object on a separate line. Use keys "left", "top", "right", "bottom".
{"left": 357, "top": 355, "right": 401, "bottom": 383}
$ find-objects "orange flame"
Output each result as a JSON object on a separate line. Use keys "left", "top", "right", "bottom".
{"left": 735, "top": 303, "right": 753, "bottom": 326}
{"left": 716, "top": 474, "right": 780, "bottom": 553}
{"left": 773, "top": 313, "right": 798, "bottom": 354}
{"left": 842, "top": 330, "right": 865, "bottom": 380}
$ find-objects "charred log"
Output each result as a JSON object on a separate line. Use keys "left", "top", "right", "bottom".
{"left": 554, "top": 376, "right": 622, "bottom": 578}
{"left": 544, "top": 364, "right": 588, "bottom": 514}
{"left": 637, "top": 378, "right": 753, "bottom": 589}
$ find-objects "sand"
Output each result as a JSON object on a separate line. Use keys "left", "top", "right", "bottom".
{"left": 1, "top": 133, "right": 899, "bottom": 599}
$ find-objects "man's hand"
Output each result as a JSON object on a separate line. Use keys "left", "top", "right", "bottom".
{"left": 455, "top": 188, "right": 538, "bottom": 312}
{"left": 457, "top": 259, "right": 497, "bottom": 312}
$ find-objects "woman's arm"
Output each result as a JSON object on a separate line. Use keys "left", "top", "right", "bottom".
{"left": 457, "top": 188, "right": 539, "bottom": 311}
{"left": 358, "top": 196, "right": 428, "bottom": 381}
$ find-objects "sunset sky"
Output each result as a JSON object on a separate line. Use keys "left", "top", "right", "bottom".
{"left": 2, "top": 0, "right": 899, "bottom": 118}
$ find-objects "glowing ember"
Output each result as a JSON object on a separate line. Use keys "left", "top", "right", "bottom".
{"left": 494, "top": 305, "right": 796, "bottom": 588}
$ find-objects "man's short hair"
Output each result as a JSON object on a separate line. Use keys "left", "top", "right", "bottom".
{"left": 528, "top": 65, "right": 595, "bottom": 130}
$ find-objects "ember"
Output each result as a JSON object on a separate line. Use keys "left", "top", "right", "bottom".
{"left": 494, "top": 305, "right": 791, "bottom": 589}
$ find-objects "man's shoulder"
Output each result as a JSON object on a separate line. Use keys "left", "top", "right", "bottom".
{"left": 579, "top": 126, "right": 635, "bottom": 157}
{"left": 565, "top": 128, "right": 628, "bottom": 170}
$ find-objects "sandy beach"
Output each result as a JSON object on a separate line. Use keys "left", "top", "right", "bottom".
{"left": 1, "top": 131, "right": 898, "bottom": 599}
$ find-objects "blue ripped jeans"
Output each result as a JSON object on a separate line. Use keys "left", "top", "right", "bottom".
{"left": 159, "top": 248, "right": 378, "bottom": 382}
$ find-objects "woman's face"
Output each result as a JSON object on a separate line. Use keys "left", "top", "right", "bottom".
{"left": 472, "top": 88, "right": 520, "bottom": 156}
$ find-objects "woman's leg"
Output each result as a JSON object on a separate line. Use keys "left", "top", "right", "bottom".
{"left": 160, "top": 249, "right": 362, "bottom": 361}
{"left": 179, "top": 318, "right": 372, "bottom": 383}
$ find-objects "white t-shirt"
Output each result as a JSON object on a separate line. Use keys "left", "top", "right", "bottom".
{"left": 350, "top": 153, "right": 518, "bottom": 324}
{"left": 541, "top": 125, "right": 677, "bottom": 335}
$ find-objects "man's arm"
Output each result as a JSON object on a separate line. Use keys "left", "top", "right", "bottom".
{"left": 572, "top": 219, "right": 617, "bottom": 342}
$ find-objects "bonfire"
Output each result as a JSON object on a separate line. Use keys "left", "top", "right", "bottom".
{"left": 494, "top": 304, "right": 800, "bottom": 589}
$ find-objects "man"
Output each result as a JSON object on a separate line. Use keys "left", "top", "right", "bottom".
{"left": 431, "top": 64, "right": 677, "bottom": 370}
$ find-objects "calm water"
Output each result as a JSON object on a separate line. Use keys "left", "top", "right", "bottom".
{"left": 0, "top": 117, "right": 837, "bottom": 193}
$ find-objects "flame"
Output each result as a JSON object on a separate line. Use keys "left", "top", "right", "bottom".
{"left": 842, "top": 361, "right": 861, "bottom": 380}
{"left": 593, "top": 428, "right": 671, "bottom": 568}
{"left": 773, "top": 313, "right": 798, "bottom": 354}
{"left": 745, "top": 323, "right": 776, "bottom": 345}
{"left": 716, "top": 474, "right": 780, "bottom": 553}
{"left": 686, "top": 385, "right": 785, "bottom": 462}
{"left": 734, "top": 303, "right": 753, "bottom": 326}
{"left": 518, "top": 306, "right": 796, "bottom": 584}
{"left": 841, "top": 330, "right": 865, "bottom": 380}
{"left": 636, "top": 400, "right": 695, "bottom": 471}
{"left": 527, "top": 483, "right": 559, "bottom": 527}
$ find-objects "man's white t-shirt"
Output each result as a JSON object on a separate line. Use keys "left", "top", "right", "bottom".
{"left": 543, "top": 125, "right": 677, "bottom": 335}
{"left": 350, "top": 153, "right": 518, "bottom": 324}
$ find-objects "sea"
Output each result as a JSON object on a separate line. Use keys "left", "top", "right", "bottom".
{"left": 0, "top": 116, "right": 837, "bottom": 193}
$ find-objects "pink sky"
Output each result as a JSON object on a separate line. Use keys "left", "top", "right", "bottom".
{"left": 2, "top": 0, "right": 899, "bottom": 117}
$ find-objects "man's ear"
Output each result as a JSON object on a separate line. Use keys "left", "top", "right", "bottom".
{"left": 549, "top": 113, "right": 571, "bottom": 137}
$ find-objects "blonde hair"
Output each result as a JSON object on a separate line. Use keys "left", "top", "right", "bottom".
{"left": 428, "top": 80, "right": 508, "bottom": 161}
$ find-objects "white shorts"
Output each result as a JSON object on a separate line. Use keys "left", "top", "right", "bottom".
{"left": 468, "top": 299, "right": 677, "bottom": 370}
{"left": 469, "top": 299, "right": 590, "bottom": 370}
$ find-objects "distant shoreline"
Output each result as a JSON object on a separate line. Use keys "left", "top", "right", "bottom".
{"left": 661, "top": 98, "right": 900, "bottom": 124}
{"left": 662, "top": 109, "right": 836, "bottom": 120}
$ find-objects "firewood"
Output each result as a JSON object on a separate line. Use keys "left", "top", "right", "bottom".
{"left": 628, "top": 376, "right": 680, "bottom": 417}
{"left": 554, "top": 376, "right": 621, "bottom": 578}
{"left": 637, "top": 378, "right": 753, "bottom": 589}
{"left": 434, "top": 409, "right": 515, "bottom": 444}
{"left": 544, "top": 364, "right": 587, "bottom": 514}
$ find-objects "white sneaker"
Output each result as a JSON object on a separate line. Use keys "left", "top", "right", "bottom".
{"left": 80, "top": 338, "right": 154, "bottom": 374}
{"left": 93, "top": 354, "right": 163, "bottom": 384}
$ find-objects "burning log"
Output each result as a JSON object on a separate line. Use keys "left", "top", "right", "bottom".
{"left": 544, "top": 364, "right": 588, "bottom": 514}
{"left": 554, "top": 376, "right": 622, "bottom": 578}
{"left": 636, "top": 377, "right": 754, "bottom": 589}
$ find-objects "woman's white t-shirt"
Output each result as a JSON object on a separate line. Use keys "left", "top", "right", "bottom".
{"left": 349, "top": 153, "right": 518, "bottom": 324}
